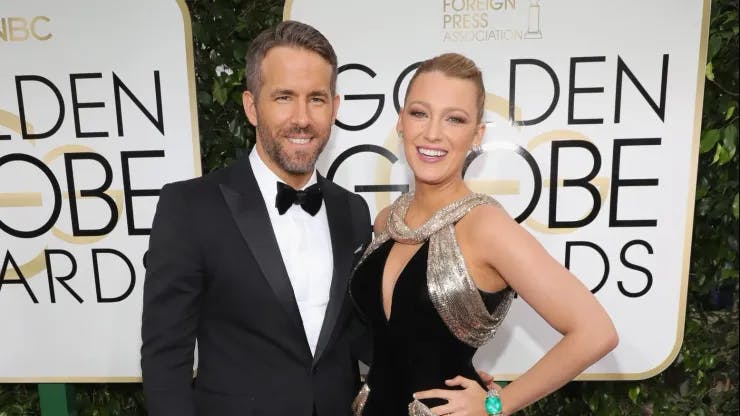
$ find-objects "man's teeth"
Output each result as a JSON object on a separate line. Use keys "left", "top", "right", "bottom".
{"left": 418, "top": 147, "right": 447, "bottom": 157}
{"left": 288, "top": 138, "right": 311, "bottom": 144}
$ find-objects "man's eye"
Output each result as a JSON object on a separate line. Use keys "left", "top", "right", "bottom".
{"left": 276, "top": 96, "right": 290, "bottom": 102}
{"left": 311, "top": 97, "right": 327, "bottom": 103}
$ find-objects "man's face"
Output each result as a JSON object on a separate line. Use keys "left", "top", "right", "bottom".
{"left": 243, "top": 46, "right": 338, "bottom": 183}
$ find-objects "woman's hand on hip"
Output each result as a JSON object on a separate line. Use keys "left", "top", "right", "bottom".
{"left": 413, "top": 375, "right": 488, "bottom": 416}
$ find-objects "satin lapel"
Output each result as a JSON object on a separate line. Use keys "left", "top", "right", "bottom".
{"left": 313, "top": 176, "right": 353, "bottom": 363}
{"left": 218, "top": 158, "right": 304, "bottom": 332}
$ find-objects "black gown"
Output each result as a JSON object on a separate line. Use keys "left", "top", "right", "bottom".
{"left": 350, "top": 239, "right": 511, "bottom": 415}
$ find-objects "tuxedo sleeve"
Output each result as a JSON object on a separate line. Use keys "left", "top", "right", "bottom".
{"left": 348, "top": 193, "right": 373, "bottom": 365}
{"left": 141, "top": 183, "right": 202, "bottom": 416}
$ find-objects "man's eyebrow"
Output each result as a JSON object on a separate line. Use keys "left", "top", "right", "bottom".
{"left": 270, "top": 88, "right": 296, "bottom": 97}
{"left": 308, "top": 90, "right": 331, "bottom": 97}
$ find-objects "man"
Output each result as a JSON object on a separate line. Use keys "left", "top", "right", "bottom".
{"left": 141, "top": 20, "right": 372, "bottom": 416}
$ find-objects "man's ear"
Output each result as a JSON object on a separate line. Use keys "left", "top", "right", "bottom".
{"left": 331, "top": 94, "right": 340, "bottom": 122}
{"left": 243, "top": 90, "right": 258, "bottom": 126}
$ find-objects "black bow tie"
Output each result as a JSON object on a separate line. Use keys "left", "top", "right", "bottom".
{"left": 275, "top": 181, "right": 323, "bottom": 216}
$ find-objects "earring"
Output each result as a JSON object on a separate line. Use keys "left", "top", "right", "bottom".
{"left": 471, "top": 144, "right": 483, "bottom": 154}
{"left": 398, "top": 131, "right": 404, "bottom": 140}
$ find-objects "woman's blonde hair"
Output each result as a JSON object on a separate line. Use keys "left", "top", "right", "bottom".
{"left": 405, "top": 53, "right": 485, "bottom": 122}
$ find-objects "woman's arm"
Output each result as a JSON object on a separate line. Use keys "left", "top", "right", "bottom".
{"left": 463, "top": 204, "right": 619, "bottom": 415}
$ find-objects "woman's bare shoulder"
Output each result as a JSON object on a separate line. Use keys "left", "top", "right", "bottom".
{"left": 466, "top": 200, "right": 511, "bottom": 225}
{"left": 373, "top": 205, "right": 391, "bottom": 235}
{"left": 459, "top": 201, "right": 519, "bottom": 245}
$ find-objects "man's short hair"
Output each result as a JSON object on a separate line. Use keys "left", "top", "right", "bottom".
{"left": 245, "top": 20, "right": 338, "bottom": 97}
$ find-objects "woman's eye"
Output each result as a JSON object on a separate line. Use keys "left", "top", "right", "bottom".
{"left": 447, "top": 116, "right": 466, "bottom": 124}
{"left": 410, "top": 110, "right": 426, "bottom": 118}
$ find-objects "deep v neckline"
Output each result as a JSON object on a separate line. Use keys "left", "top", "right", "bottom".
{"left": 380, "top": 240, "right": 428, "bottom": 324}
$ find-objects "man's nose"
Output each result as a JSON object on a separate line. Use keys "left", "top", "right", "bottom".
{"left": 291, "top": 101, "right": 310, "bottom": 127}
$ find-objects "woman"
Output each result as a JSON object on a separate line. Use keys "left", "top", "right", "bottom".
{"left": 349, "top": 53, "right": 618, "bottom": 416}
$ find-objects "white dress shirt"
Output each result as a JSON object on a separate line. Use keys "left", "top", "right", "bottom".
{"left": 249, "top": 149, "right": 334, "bottom": 356}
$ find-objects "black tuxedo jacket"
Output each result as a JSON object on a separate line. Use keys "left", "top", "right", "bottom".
{"left": 141, "top": 156, "right": 372, "bottom": 416}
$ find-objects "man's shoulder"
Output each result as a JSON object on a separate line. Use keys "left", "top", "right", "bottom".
{"left": 319, "top": 175, "right": 347, "bottom": 194}
{"left": 167, "top": 158, "right": 245, "bottom": 190}
{"left": 319, "top": 175, "right": 366, "bottom": 206}
{"left": 319, "top": 175, "right": 371, "bottom": 232}
{"left": 160, "top": 162, "right": 235, "bottom": 201}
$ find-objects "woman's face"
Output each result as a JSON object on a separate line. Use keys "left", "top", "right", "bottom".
{"left": 398, "top": 71, "right": 484, "bottom": 188}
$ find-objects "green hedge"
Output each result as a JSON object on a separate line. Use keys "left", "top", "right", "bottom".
{"left": 1, "top": 0, "right": 737, "bottom": 414}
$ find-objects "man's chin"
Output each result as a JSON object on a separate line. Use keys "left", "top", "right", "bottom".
{"left": 282, "top": 161, "right": 317, "bottom": 175}
{"left": 280, "top": 154, "right": 319, "bottom": 172}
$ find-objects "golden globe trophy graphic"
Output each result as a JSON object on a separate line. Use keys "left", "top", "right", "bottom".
{"left": 524, "top": 0, "right": 543, "bottom": 39}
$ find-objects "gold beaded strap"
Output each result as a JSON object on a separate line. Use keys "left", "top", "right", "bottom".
{"left": 408, "top": 399, "right": 436, "bottom": 415}
{"left": 428, "top": 222, "right": 513, "bottom": 347}
{"left": 386, "top": 192, "right": 491, "bottom": 244}
{"left": 351, "top": 383, "right": 370, "bottom": 416}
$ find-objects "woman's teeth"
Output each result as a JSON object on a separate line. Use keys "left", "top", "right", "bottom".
{"left": 418, "top": 147, "right": 447, "bottom": 157}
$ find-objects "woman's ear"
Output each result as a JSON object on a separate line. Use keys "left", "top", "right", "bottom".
{"left": 473, "top": 121, "right": 486, "bottom": 148}
{"left": 396, "top": 110, "right": 404, "bottom": 139}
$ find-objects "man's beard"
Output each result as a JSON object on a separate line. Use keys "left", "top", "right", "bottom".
{"left": 257, "top": 124, "right": 328, "bottom": 175}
